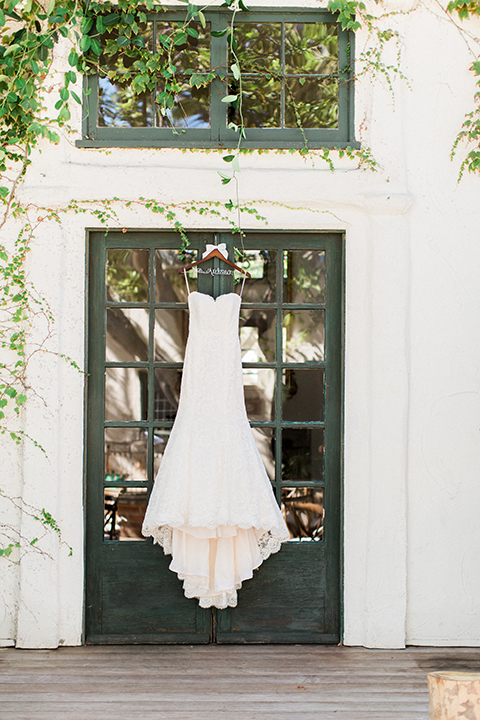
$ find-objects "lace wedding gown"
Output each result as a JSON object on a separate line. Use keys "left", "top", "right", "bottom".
{"left": 142, "top": 289, "right": 289, "bottom": 609}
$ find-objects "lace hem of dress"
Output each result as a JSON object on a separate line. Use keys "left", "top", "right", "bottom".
{"left": 144, "top": 524, "right": 286, "bottom": 609}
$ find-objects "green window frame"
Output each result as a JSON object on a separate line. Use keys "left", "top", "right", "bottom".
{"left": 77, "top": 7, "right": 358, "bottom": 150}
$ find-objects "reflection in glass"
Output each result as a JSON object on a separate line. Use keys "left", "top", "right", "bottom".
{"left": 155, "top": 21, "right": 210, "bottom": 128}
{"left": 156, "top": 249, "right": 198, "bottom": 302}
{"left": 231, "top": 78, "right": 281, "bottom": 128}
{"left": 283, "top": 250, "right": 325, "bottom": 303}
{"left": 282, "top": 368, "right": 324, "bottom": 421}
{"left": 154, "top": 368, "right": 182, "bottom": 421}
{"left": 283, "top": 309, "right": 324, "bottom": 362}
{"left": 104, "top": 428, "right": 148, "bottom": 483}
{"left": 282, "top": 487, "right": 324, "bottom": 541}
{"left": 157, "top": 82, "right": 210, "bottom": 129}
{"left": 252, "top": 426, "right": 275, "bottom": 481}
{"left": 285, "top": 78, "right": 338, "bottom": 129}
{"left": 99, "top": 79, "right": 154, "bottom": 127}
{"left": 98, "top": 23, "right": 154, "bottom": 128}
{"left": 240, "top": 308, "right": 276, "bottom": 362}
{"left": 236, "top": 250, "right": 276, "bottom": 303}
{"left": 282, "top": 427, "right": 324, "bottom": 481}
{"left": 233, "top": 23, "right": 281, "bottom": 73}
{"left": 104, "top": 488, "right": 148, "bottom": 541}
{"left": 153, "top": 428, "right": 172, "bottom": 475}
{"left": 106, "top": 307, "right": 149, "bottom": 362}
{"left": 284, "top": 23, "right": 338, "bottom": 75}
{"left": 106, "top": 249, "right": 149, "bottom": 302}
{"left": 243, "top": 368, "right": 275, "bottom": 422}
{"left": 105, "top": 367, "right": 148, "bottom": 422}
{"left": 155, "top": 309, "right": 189, "bottom": 362}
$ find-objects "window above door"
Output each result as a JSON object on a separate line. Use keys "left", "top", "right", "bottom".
{"left": 76, "top": 7, "right": 358, "bottom": 149}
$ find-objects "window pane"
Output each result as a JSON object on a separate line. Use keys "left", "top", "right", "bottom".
{"left": 97, "top": 23, "right": 154, "bottom": 128}
{"left": 153, "top": 428, "right": 172, "bottom": 474}
{"left": 106, "top": 249, "right": 149, "bottom": 303}
{"left": 284, "top": 23, "right": 338, "bottom": 75}
{"left": 237, "top": 250, "right": 277, "bottom": 303}
{"left": 283, "top": 310, "right": 324, "bottom": 362}
{"left": 243, "top": 368, "right": 275, "bottom": 422}
{"left": 282, "top": 487, "right": 324, "bottom": 541}
{"left": 233, "top": 78, "right": 281, "bottom": 128}
{"left": 285, "top": 78, "right": 338, "bottom": 129}
{"left": 157, "top": 81, "right": 210, "bottom": 129}
{"left": 105, "top": 367, "right": 148, "bottom": 421}
{"left": 240, "top": 308, "right": 276, "bottom": 362}
{"left": 156, "top": 249, "right": 197, "bottom": 302}
{"left": 104, "top": 488, "right": 148, "bottom": 541}
{"left": 282, "top": 427, "right": 324, "bottom": 482}
{"left": 155, "top": 309, "right": 189, "bottom": 362}
{"left": 156, "top": 22, "right": 210, "bottom": 72}
{"left": 99, "top": 78, "right": 154, "bottom": 128}
{"left": 154, "top": 368, "right": 182, "bottom": 421}
{"left": 282, "top": 368, "right": 324, "bottom": 422}
{"left": 104, "top": 428, "right": 148, "bottom": 483}
{"left": 233, "top": 23, "right": 281, "bottom": 74}
{"left": 252, "top": 426, "right": 275, "bottom": 481}
{"left": 106, "top": 307, "right": 149, "bottom": 362}
{"left": 283, "top": 250, "right": 325, "bottom": 304}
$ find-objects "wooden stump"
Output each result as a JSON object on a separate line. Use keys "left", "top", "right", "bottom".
{"left": 428, "top": 672, "right": 480, "bottom": 719}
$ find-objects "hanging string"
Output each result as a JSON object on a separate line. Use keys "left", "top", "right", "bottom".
{"left": 183, "top": 268, "right": 190, "bottom": 296}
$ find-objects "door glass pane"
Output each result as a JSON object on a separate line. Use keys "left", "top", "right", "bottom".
{"left": 106, "top": 249, "right": 149, "bottom": 302}
{"left": 252, "top": 427, "right": 275, "bottom": 481}
{"left": 156, "top": 249, "right": 197, "bottom": 302}
{"left": 282, "top": 368, "right": 324, "bottom": 422}
{"left": 153, "top": 428, "right": 172, "bottom": 475}
{"left": 283, "top": 250, "right": 325, "bottom": 304}
{"left": 282, "top": 487, "right": 324, "bottom": 541}
{"left": 284, "top": 23, "right": 338, "bottom": 75}
{"left": 282, "top": 427, "right": 324, "bottom": 482}
{"left": 106, "top": 307, "right": 149, "bottom": 361}
{"left": 104, "top": 488, "right": 148, "bottom": 541}
{"left": 237, "top": 250, "right": 277, "bottom": 303}
{"left": 283, "top": 309, "right": 324, "bottom": 362}
{"left": 240, "top": 308, "right": 276, "bottom": 362}
{"left": 243, "top": 368, "right": 275, "bottom": 421}
{"left": 105, "top": 367, "right": 148, "bottom": 421}
{"left": 285, "top": 78, "right": 338, "bottom": 129}
{"left": 104, "top": 428, "right": 148, "bottom": 483}
{"left": 154, "top": 368, "right": 182, "bottom": 421}
{"left": 155, "top": 309, "right": 189, "bottom": 362}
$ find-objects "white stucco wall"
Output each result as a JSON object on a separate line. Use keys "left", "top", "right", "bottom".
{"left": 1, "top": 0, "right": 479, "bottom": 648}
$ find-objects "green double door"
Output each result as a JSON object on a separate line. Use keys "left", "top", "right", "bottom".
{"left": 85, "top": 230, "right": 343, "bottom": 643}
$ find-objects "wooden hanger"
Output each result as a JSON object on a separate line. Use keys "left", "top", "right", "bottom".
{"left": 178, "top": 247, "right": 251, "bottom": 277}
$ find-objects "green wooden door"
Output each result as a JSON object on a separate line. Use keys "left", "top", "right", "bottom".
{"left": 85, "top": 230, "right": 343, "bottom": 643}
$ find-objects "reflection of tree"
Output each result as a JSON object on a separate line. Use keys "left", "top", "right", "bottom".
{"left": 232, "top": 22, "right": 338, "bottom": 129}
{"left": 282, "top": 488, "right": 323, "bottom": 540}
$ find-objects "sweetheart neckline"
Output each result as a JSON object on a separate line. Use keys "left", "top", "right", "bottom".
{"left": 188, "top": 291, "right": 241, "bottom": 302}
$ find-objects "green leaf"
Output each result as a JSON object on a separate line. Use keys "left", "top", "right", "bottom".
{"left": 116, "top": 35, "right": 131, "bottom": 47}
{"left": 231, "top": 63, "right": 241, "bottom": 81}
{"left": 79, "top": 35, "right": 91, "bottom": 52}
{"left": 473, "top": 61, "right": 480, "bottom": 76}
{"left": 103, "top": 13, "right": 120, "bottom": 26}
{"left": 71, "top": 90, "right": 81, "bottom": 104}
{"left": 211, "top": 29, "right": 228, "bottom": 37}
{"left": 186, "top": 27, "right": 199, "bottom": 38}
{"left": 173, "top": 31, "right": 188, "bottom": 45}
{"left": 198, "top": 10, "right": 206, "bottom": 28}
{"left": 5, "top": 387, "right": 17, "bottom": 399}
{"left": 6, "top": 92, "right": 18, "bottom": 103}
{"left": 59, "top": 87, "right": 69, "bottom": 101}
{"left": 0, "top": 10, "right": 5, "bottom": 26}
{"left": 222, "top": 95, "right": 238, "bottom": 103}
{"left": 90, "top": 37, "right": 102, "bottom": 55}
{"left": 223, "top": 154, "right": 235, "bottom": 162}
{"left": 0, "top": 187, "right": 9, "bottom": 199}
{"left": 68, "top": 50, "right": 78, "bottom": 67}
{"left": 16, "top": 394, "right": 26, "bottom": 406}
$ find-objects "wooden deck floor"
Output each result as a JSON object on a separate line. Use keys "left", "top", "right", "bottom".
{"left": 1, "top": 645, "right": 480, "bottom": 720}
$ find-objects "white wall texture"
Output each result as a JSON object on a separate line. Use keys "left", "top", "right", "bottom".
{"left": 1, "top": 0, "right": 479, "bottom": 648}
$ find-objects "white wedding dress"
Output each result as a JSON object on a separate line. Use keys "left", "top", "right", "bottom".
{"left": 142, "top": 287, "right": 289, "bottom": 609}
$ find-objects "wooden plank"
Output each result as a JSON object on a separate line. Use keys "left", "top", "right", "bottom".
{"left": 2, "top": 646, "right": 480, "bottom": 720}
